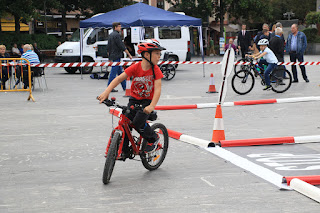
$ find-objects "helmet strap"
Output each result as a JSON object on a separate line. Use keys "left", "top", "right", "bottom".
{"left": 141, "top": 51, "right": 156, "bottom": 79}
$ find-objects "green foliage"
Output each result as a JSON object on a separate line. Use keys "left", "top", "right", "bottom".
{"left": 166, "top": 0, "right": 213, "bottom": 22}
{"left": 0, "top": 33, "right": 58, "bottom": 50}
{"left": 305, "top": 11, "right": 320, "bottom": 25}
{"left": 302, "top": 28, "right": 319, "bottom": 43}
{"left": 270, "top": 0, "right": 316, "bottom": 22}
{"left": 226, "top": 0, "right": 272, "bottom": 23}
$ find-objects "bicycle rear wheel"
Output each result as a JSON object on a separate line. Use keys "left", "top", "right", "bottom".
{"left": 232, "top": 70, "right": 255, "bottom": 95}
{"left": 271, "top": 69, "right": 292, "bottom": 93}
{"left": 160, "top": 64, "right": 176, "bottom": 80}
{"left": 140, "top": 123, "right": 169, "bottom": 171}
{"left": 102, "top": 131, "right": 121, "bottom": 184}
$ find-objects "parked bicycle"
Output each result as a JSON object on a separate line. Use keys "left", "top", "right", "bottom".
{"left": 101, "top": 97, "right": 169, "bottom": 184}
{"left": 159, "top": 51, "right": 176, "bottom": 80}
{"left": 231, "top": 57, "right": 292, "bottom": 95}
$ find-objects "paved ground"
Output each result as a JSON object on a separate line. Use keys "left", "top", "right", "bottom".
{"left": 0, "top": 55, "right": 319, "bottom": 212}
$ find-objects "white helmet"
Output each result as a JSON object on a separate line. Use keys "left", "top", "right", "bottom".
{"left": 258, "top": 39, "right": 269, "bottom": 46}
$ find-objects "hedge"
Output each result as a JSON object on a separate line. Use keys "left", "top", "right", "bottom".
{"left": 302, "top": 28, "right": 320, "bottom": 43}
{"left": 0, "top": 33, "right": 59, "bottom": 50}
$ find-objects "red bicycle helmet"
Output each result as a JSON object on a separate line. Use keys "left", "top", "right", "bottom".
{"left": 137, "top": 39, "right": 166, "bottom": 54}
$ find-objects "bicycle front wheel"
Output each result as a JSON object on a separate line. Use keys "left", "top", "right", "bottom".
{"left": 232, "top": 70, "right": 255, "bottom": 95}
{"left": 140, "top": 123, "right": 169, "bottom": 171}
{"left": 102, "top": 131, "right": 121, "bottom": 184}
{"left": 234, "top": 58, "right": 250, "bottom": 76}
{"left": 271, "top": 69, "right": 292, "bottom": 93}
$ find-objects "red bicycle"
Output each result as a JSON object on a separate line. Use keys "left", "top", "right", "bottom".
{"left": 101, "top": 97, "right": 169, "bottom": 184}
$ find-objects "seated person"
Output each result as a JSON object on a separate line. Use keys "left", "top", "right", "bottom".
{"left": 0, "top": 45, "right": 12, "bottom": 90}
{"left": 11, "top": 43, "right": 21, "bottom": 57}
{"left": 224, "top": 38, "right": 239, "bottom": 53}
{"left": 246, "top": 39, "right": 278, "bottom": 91}
{"left": 20, "top": 44, "right": 41, "bottom": 89}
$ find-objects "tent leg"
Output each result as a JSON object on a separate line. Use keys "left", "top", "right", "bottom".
{"left": 80, "top": 28, "right": 84, "bottom": 80}
{"left": 198, "top": 26, "right": 205, "bottom": 77}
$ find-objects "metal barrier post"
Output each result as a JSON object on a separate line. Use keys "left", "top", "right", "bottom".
{"left": 0, "top": 58, "right": 35, "bottom": 102}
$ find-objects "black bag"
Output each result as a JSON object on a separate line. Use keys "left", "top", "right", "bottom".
{"left": 271, "top": 66, "right": 285, "bottom": 81}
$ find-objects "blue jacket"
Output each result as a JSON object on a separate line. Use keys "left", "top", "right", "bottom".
{"left": 286, "top": 31, "right": 307, "bottom": 54}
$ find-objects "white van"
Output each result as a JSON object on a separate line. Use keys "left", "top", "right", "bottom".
{"left": 55, "top": 26, "right": 191, "bottom": 74}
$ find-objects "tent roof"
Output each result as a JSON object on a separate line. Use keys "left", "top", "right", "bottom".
{"left": 80, "top": 3, "right": 201, "bottom": 28}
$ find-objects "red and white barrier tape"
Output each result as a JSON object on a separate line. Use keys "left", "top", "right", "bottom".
{"left": 1, "top": 60, "right": 320, "bottom": 67}
{"left": 155, "top": 96, "right": 320, "bottom": 110}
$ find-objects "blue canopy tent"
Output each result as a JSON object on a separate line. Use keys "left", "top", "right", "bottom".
{"left": 78, "top": 3, "right": 205, "bottom": 76}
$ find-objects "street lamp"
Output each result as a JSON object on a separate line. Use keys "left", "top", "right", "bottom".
{"left": 283, "top": 11, "right": 295, "bottom": 20}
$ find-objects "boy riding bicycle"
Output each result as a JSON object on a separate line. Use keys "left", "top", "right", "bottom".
{"left": 246, "top": 39, "right": 278, "bottom": 90}
{"left": 97, "top": 39, "right": 165, "bottom": 156}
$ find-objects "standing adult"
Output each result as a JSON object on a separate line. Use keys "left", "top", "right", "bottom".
{"left": 286, "top": 24, "right": 309, "bottom": 83}
{"left": 107, "top": 22, "right": 132, "bottom": 92}
{"left": 254, "top": 23, "right": 269, "bottom": 51}
{"left": 237, "top": 24, "right": 252, "bottom": 58}
{"left": 269, "top": 27, "right": 284, "bottom": 62}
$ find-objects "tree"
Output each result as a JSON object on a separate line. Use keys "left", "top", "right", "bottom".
{"left": 305, "top": 11, "right": 320, "bottom": 36}
{"left": 166, "top": 0, "right": 213, "bottom": 23}
{"left": 84, "top": 0, "right": 134, "bottom": 14}
{"left": 270, "top": 0, "right": 316, "bottom": 22}
{"left": 2, "top": 0, "right": 35, "bottom": 34}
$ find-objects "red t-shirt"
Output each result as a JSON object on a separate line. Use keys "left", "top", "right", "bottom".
{"left": 125, "top": 62, "right": 163, "bottom": 100}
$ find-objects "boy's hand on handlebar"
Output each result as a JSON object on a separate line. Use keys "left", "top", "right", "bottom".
{"left": 143, "top": 105, "right": 154, "bottom": 114}
{"left": 97, "top": 91, "right": 109, "bottom": 104}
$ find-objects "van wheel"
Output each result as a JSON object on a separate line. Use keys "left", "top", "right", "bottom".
{"left": 80, "top": 57, "right": 94, "bottom": 74}
{"left": 168, "top": 55, "right": 178, "bottom": 69}
{"left": 64, "top": 67, "right": 78, "bottom": 74}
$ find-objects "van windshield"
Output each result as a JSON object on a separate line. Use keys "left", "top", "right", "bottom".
{"left": 70, "top": 29, "right": 89, "bottom": 42}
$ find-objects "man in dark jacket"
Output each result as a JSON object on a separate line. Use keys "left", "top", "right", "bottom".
{"left": 237, "top": 24, "right": 252, "bottom": 58}
{"left": 269, "top": 27, "right": 284, "bottom": 62}
{"left": 107, "top": 22, "right": 132, "bottom": 92}
{"left": 254, "top": 23, "right": 269, "bottom": 51}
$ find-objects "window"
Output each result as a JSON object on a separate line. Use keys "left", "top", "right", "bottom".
{"left": 70, "top": 28, "right": 89, "bottom": 42}
{"left": 159, "top": 27, "right": 181, "bottom": 39}
{"left": 144, "top": 27, "right": 154, "bottom": 39}
{"left": 157, "top": 0, "right": 164, "bottom": 9}
{"left": 98, "top": 29, "right": 109, "bottom": 41}
{"left": 87, "top": 28, "right": 109, "bottom": 44}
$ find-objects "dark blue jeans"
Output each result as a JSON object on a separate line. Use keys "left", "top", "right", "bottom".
{"left": 289, "top": 52, "right": 308, "bottom": 81}
{"left": 264, "top": 63, "right": 277, "bottom": 86}
{"left": 107, "top": 58, "right": 126, "bottom": 90}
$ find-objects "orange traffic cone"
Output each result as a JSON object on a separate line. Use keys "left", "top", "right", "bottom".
{"left": 206, "top": 73, "right": 218, "bottom": 93}
{"left": 211, "top": 104, "right": 225, "bottom": 142}
{"left": 124, "top": 77, "right": 131, "bottom": 97}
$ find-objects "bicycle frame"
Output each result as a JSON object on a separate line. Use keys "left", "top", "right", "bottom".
{"left": 105, "top": 112, "right": 143, "bottom": 159}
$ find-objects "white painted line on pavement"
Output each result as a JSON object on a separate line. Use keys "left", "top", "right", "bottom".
{"left": 200, "top": 177, "right": 215, "bottom": 187}
{"left": 205, "top": 146, "right": 291, "bottom": 190}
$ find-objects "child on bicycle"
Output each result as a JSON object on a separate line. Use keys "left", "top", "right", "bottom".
{"left": 97, "top": 39, "right": 165, "bottom": 155}
{"left": 246, "top": 39, "right": 278, "bottom": 90}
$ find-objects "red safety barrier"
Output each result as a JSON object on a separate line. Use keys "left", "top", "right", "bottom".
{"left": 155, "top": 104, "right": 197, "bottom": 110}
{"left": 167, "top": 129, "right": 183, "bottom": 140}
{"left": 283, "top": 175, "right": 320, "bottom": 186}
{"left": 219, "top": 137, "right": 295, "bottom": 147}
{"left": 234, "top": 99, "right": 277, "bottom": 105}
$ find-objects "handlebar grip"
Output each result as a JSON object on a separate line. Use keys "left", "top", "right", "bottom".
{"left": 103, "top": 99, "right": 114, "bottom": 106}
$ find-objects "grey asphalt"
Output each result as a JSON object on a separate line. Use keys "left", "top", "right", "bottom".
{"left": 0, "top": 55, "right": 319, "bottom": 212}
